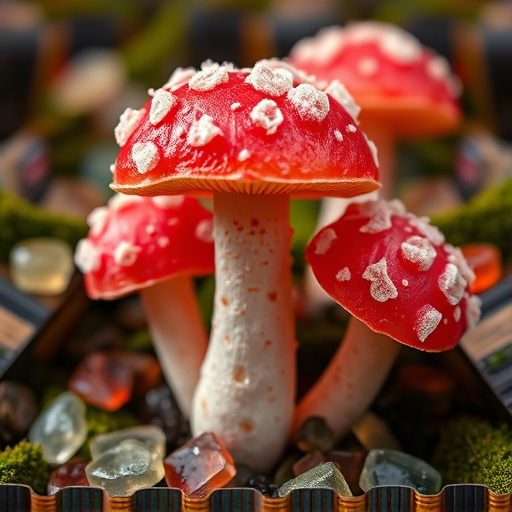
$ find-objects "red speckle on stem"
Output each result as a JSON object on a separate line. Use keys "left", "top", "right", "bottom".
{"left": 221, "top": 296, "right": 229, "bottom": 306}
{"left": 247, "top": 287, "right": 261, "bottom": 293}
{"left": 239, "top": 419, "right": 254, "bottom": 433}
{"left": 251, "top": 219, "right": 259, "bottom": 227}
{"left": 267, "top": 292, "right": 277, "bottom": 301}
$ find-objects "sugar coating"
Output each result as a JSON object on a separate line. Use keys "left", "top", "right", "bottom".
{"left": 195, "top": 218, "right": 214, "bottom": 243}
{"left": 189, "top": 63, "right": 229, "bottom": 91}
{"left": 152, "top": 196, "right": 185, "bottom": 209}
{"left": 250, "top": 99, "right": 283, "bottom": 135}
{"left": 416, "top": 304, "right": 442, "bottom": 342}
{"left": 287, "top": 84, "right": 330, "bottom": 122}
{"left": 336, "top": 267, "right": 351, "bottom": 281}
{"left": 114, "top": 241, "right": 141, "bottom": 267}
{"left": 400, "top": 236, "right": 436, "bottom": 271}
{"left": 362, "top": 258, "right": 398, "bottom": 302}
{"left": 115, "top": 108, "right": 143, "bottom": 147}
{"left": 315, "top": 228, "right": 337, "bottom": 255}
{"left": 132, "top": 142, "right": 160, "bottom": 174}
{"left": 74, "top": 239, "right": 100, "bottom": 273}
{"left": 245, "top": 63, "right": 293, "bottom": 96}
{"left": 324, "top": 80, "right": 361, "bottom": 121}
{"left": 150, "top": 89, "right": 177, "bottom": 125}
{"left": 87, "top": 207, "right": 109, "bottom": 236}
{"left": 187, "top": 115, "right": 223, "bottom": 146}
{"left": 438, "top": 263, "right": 466, "bottom": 306}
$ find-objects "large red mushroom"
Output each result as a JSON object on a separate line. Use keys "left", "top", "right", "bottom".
{"left": 74, "top": 193, "right": 214, "bottom": 418}
{"left": 109, "top": 59, "right": 379, "bottom": 472}
{"left": 293, "top": 199, "right": 481, "bottom": 439}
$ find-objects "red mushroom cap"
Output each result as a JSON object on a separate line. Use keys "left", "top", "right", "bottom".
{"left": 289, "top": 22, "right": 461, "bottom": 139}
{"left": 74, "top": 194, "right": 214, "bottom": 299}
{"left": 110, "top": 60, "right": 379, "bottom": 199}
{"left": 306, "top": 199, "right": 481, "bottom": 351}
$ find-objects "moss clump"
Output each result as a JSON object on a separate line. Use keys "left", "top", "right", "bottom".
{"left": 0, "top": 440, "right": 53, "bottom": 495}
{"left": 431, "top": 415, "right": 512, "bottom": 494}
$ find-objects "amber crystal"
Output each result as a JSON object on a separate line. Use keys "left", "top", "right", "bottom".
{"left": 163, "top": 431, "right": 236, "bottom": 498}
{"left": 47, "top": 458, "right": 89, "bottom": 495}
{"left": 461, "top": 242, "right": 502, "bottom": 294}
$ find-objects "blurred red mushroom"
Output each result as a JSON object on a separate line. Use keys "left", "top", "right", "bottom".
{"left": 74, "top": 193, "right": 214, "bottom": 418}
{"left": 293, "top": 199, "right": 481, "bottom": 440}
{"left": 109, "top": 59, "right": 379, "bottom": 472}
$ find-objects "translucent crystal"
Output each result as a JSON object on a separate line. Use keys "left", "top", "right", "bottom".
{"left": 10, "top": 238, "right": 74, "bottom": 295}
{"left": 163, "top": 431, "right": 236, "bottom": 497}
{"left": 85, "top": 439, "right": 165, "bottom": 497}
{"left": 276, "top": 462, "right": 352, "bottom": 497}
{"left": 28, "top": 391, "right": 87, "bottom": 464}
{"left": 90, "top": 424, "right": 167, "bottom": 460}
{"left": 359, "top": 448, "right": 442, "bottom": 495}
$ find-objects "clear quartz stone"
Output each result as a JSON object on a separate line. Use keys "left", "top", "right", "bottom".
{"left": 276, "top": 462, "right": 352, "bottom": 497}
{"left": 359, "top": 448, "right": 442, "bottom": 495}
{"left": 28, "top": 391, "right": 87, "bottom": 464}
{"left": 90, "top": 424, "right": 167, "bottom": 460}
{"left": 85, "top": 439, "right": 165, "bottom": 497}
{"left": 10, "top": 237, "right": 74, "bottom": 295}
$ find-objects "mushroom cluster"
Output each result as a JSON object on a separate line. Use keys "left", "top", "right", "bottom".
{"left": 109, "top": 59, "right": 380, "bottom": 472}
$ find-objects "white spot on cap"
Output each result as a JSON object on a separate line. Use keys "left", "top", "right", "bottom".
{"left": 108, "top": 193, "right": 143, "bottom": 211}
{"left": 446, "top": 245, "right": 475, "bottom": 288}
{"left": 114, "top": 241, "right": 141, "bottom": 266}
{"left": 402, "top": 279, "right": 409, "bottom": 286}
{"left": 360, "top": 201, "right": 393, "bottom": 233}
{"left": 250, "top": 99, "right": 283, "bottom": 135}
{"left": 87, "top": 207, "right": 109, "bottom": 236}
{"left": 358, "top": 57, "right": 379, "bottom": 76}
{"left": 245, "top": 63, "right": 293, "bottom": 96}
{"left": 334, "top": 130, "right": 344, "bottom": 142}
{"left": 187, "top": 115, "right": 223, "bottom": 146}
{"left": 157, "top": 237, "right": 170, "bottom": 248}
{"left": 238, "top": 149, "right": 250, "bottom": 161}
{"left": 132, "top": 142, "right": 160, "bottom": 174}
{"left": 362, "top": 258, "right": 398, "bottom": 302}
{"left": 366, "top": 136, "right": 379, "bottom": 168}
{"left": 401, "top": 236, "right": 436, "bottom": 271}
{"left": 196, "top": 218, "right": 214, "bottom": 243}
{"left": 454, "top": 306, "right": 461, "bottom": 322}
{"left": 439, "top": 263, "right": 466, "bottom": 305}
{"left": 346, "top": 124, "right": 357, "bottom": 133}
{"left": 74, "top": 239, "right": 100, "bottom": 273}
{"left": 416, "top": 304, "right": 442, "bottom": 342}
{"left": 409, "top": 217, "right": 445, "bottom": 246}
{"left": 324, "top": 80, "right": 361, "bottom": 122}
{"left": 150, "top": 89, "right": 177, "bottom": 125}
{"left": 287, "top": 84, "right": 330, "bottom": 121}
{"left": 379, "top": 26, "right": 422, "bottom": 63}
{"left": 114, "top": 108, "right": 143, "bottom": 147}
{"left": 336, "top": 267, "right": 351, "bottom": 281}
{"left": 166, "top": 67, "right": 196, "bottom": 90}
{"left": 152, "top": 196, "right": 185, "bottom": 209}
{"left": 315, "top": 228, "right": 337, "bottom": 255}
{"left": 146, "top": 224, "right": 156, "bottom": 235}
{"left": 189, "top": 63, "right": 229, "bottom": 91}
{"left": 466, "top": 295, "right": 482, "bottom": 328}
{"left": 230, "top": 102, "right": 241, "bottom": 111}
{"left": 109, "top": 164, "right": 115, "bottom": 173}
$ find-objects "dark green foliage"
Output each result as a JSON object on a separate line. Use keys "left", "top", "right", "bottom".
{"left": 0, "top": 440, "right": 53, "bottom": 495}
{"left": 431, "top": 415, "right": 512, "bottom": 494}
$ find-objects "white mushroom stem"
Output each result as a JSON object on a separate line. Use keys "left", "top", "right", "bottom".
{"left": 191, "top": 192, "right": 296, "bottom": 473}
{"left": 292, "top": 317, "right": 400, "bottom": 441}
{"left": 139, "top": 275, "right": 208, "bottom": 419}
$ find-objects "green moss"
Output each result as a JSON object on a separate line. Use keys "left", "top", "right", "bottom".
{"left": 0, "top": 440, "right": 53, "bottom": 495}
{"left": 431, "top": 177, "right": 512, "bottom": 263}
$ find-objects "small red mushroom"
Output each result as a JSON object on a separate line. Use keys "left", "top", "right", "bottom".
{"left": 109, "top": 59, "right": 379, "bottom": 472}
{"left": 74, "top": 193, "right": 214, "bottom": 418}
{"left": 293, "top": 199, "right": 481, "bottom": 440}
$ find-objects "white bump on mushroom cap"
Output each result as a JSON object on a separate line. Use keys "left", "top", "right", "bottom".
{"left": 108, "top": 193, "right": 143, "bottom": 211}
{"left": 74, "top": 239, "right": 101, "bottom": 273}
{"left": 151, "top": 195, "right": 185, "bottom": 209}
{"left": 238, "top": 149, "right": 250, "bottom": 161}
{"left": 400, "top": 236, "right": 437, "bottom": 271}
{"left": 132, "top": 142, "right": 160, "bottom": 174}
{"left": 409, "top": 216, "right": 445, "bottom": 246}
{"left": 466, "top": 294, "right": 482, "bottom": 328}
{"left": 230, "top": 102, "right": 241, "bottom": 111}
{"left": 86, "top": 206, "right": 109, "bottom": 236}
{"left": 287, "top": 84, "right": 330, "bottom": 121}
{"left": 187, "top": 114, "right": 223, "bottom": 147}
{"left": 402, "top": 279, "right": 409, "bottom": 286}
{"left": 146, "top": 224, "right": 156, "bottom": 235}
{"left": 358, "top": 57, "right": 379, "bottom": 76}
{"left": 446, "top": 245, "right": 475, "bottom": 287}
{"left": 314, "top": 227, "right": 337, "bottom": 255}
{"left": 291, "top": 27, "right": 345, "bottom": 66}
{"left": 438, "top": 263, "right": 467, "bottom": 306}
{"left": 189, "top": 63, "right": 229, "bottom": 91}
{"left": 336, "top": 267, "right": 351, "bottom": 281}
{"left": 165, "top": 67, "right": 196, "bottom": 90}
{"left": 245, "top": 62, "right": 293, "bottom": 96}
{"left": 324, "top": 80, "right": 361, "bottom": 122}
{"left": 114, "top": 241, "right": 141, "bottom": 266}
{"left": 250, "top": 99, "right": 284, "bottom": 135}
{"left": 157, "top": 236, "right": 170, "bottom": 248}
{"left": 416, "top": 304, "right": 442, "bottom": 342}
{"left": 334, "top": 130, "right": 344, "bottom": 142}
{"left": 362, "top": 258, "right": 398, "bottom": 302}
{"left": 346, "top": 124, "right": 357, "bottom": 133}
{"left": 365, "top": 137, "right": 380, "bottom": 169}
{"left": 379, "top": 28, "right": 422, "bottom": 63}
{"left": 359, "top": 201, "right": 394, "bottom": 233}
{"left": 109, "top": 164, "right": 115, "bottom": 173}
{"left": 195, "top": 218, "right": 214, "bottom": 243}
{"left": 114, "top": 108, "right": 143, "bottom": 147}
{"left": 149, "top": 89, "right": 177, "bottom": 125}
{"left": 454, "top": 306, "right": 461, "bottom": 322}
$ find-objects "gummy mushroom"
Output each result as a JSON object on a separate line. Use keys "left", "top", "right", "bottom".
{"left": 74, "top": 193, "right": 214, "bottom": 418}
{"left": 109, "top": 59, "right": 379, "bottom": 472}
{"left": 292, "top": 199, "right": 481, "bottom": 440}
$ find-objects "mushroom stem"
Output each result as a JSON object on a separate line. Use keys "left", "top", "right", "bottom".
{"left": 140, "top": 275, "right": 208, "bottom": 419}
{"left": 191, "top": 192, "right": 296, "bottom": 473}
{"left": 292, "top": 316, "right": 400, "bottom": 441}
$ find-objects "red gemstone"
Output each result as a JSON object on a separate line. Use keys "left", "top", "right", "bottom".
{"left": 47, "top": 458, "right": 89, "bottom": 495}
